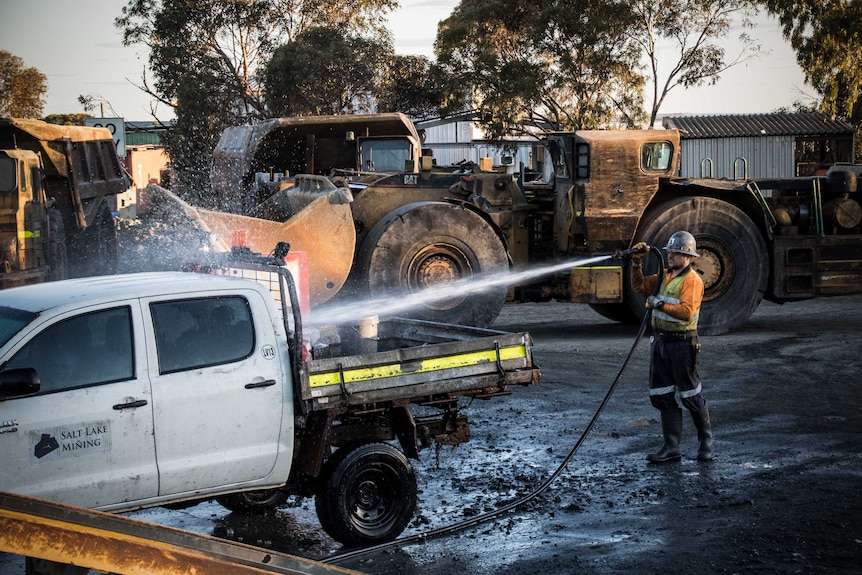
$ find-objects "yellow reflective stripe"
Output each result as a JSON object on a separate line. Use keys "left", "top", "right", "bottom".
{"left": 308, "top": 345, "right": 527, "bottom": 388}
{"left": 18, "top": 230, "right": 41, "bottom": 239}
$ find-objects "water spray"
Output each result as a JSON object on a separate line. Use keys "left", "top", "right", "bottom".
{"left": 310, "top": 254, "right": 614, "bottom": 327}
{"left": 323, "top": 245, "right": 664, "bottom": 565}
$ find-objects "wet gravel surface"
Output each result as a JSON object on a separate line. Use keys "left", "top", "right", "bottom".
{"left": 3, "top": 295, "right": 861, "bottom": 574}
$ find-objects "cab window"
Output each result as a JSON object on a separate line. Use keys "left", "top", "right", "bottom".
{"left": 151, "top": 296, "right": 254, "bottom": 374}
{"left": 641, "top": 141, "right": 673, "bottom": 172}
{"left": 4, "top": 307, "right": 134, "bottom": 394}
{"left": 359, "top": 138, "right": 412, "bottom": 173}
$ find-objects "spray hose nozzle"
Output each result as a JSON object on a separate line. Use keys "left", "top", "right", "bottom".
{"left": 613, "top": 244, "right": 650, "bottom": 259}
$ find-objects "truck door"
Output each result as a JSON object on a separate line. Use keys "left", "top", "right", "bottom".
{"left": 0, "top": 304, "right": 157, "bottom": 509}
{"left": 144, "top": 288, "right": 285, "bottom": 497}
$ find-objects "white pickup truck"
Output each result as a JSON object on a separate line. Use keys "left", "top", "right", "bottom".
{"left": 0, "top": 261, "right": 539, "bottom": 546}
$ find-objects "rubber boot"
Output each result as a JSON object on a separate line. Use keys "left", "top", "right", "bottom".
{"left": 691, "top": 405, "right": 714, "bottom": 461}
{"left": 646, "top": 408, "right": 683, "bottom": 463}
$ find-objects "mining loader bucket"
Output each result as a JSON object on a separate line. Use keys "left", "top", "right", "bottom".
{"left": 143, "top": 177, "right": 355, "bottom": 307}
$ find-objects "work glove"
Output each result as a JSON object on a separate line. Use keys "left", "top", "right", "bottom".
{"left": 613, "top": 241, "right": 650, "bottom": 260}
{"left": 645, "top": 295, "right": 665, "bottom": 310}
{"left": 630, "top": 242, "right": 649, "bottom": 260}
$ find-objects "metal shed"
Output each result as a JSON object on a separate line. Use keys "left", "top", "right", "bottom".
{"left": 662, "top": 112, "right": 854, "bottom": 179}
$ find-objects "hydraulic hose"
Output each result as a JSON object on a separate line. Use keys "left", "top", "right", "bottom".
{"left": 324, "top": 246, "right": 666, "bottom": 565}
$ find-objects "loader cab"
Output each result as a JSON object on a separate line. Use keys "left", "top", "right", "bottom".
{"left": 541, "top": 130, "right": 682, "bottom": 254}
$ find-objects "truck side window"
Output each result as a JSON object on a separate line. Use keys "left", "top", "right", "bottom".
{"left": 0, "top": 156, "right": 15, "bottom": 192}
{"left": 575, "top": 143, "right": 590, "bottom": 178}
{"left": 151, "top": 296, "right": 254, "bottom": 374}
{"left": 641, "top": 141, "right": 673, "bottom": 172}
{"left": 4, "top": 307, "right": 134, "bottom": 394}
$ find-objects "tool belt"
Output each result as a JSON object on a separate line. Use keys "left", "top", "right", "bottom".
{"left": 654, "top": 330, "right": 698, "bottom": 341}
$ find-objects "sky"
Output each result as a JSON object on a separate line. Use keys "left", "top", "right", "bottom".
{"left": 0, "top": 0, "right": 813, "bottom": 122}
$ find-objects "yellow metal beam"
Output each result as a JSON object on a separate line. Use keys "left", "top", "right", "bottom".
{"left": 0, "top": 492, "right": 361, "bottom": 575}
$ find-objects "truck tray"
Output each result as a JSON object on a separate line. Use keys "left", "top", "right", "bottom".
{"left": 300, "top": 318, "right": 539, "bottom": 409}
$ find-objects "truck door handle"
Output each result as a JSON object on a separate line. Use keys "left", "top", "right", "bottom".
{"left": 113, "top": 399, "right": 148, "bottom": 410}
{"left": 245, "top": 379, "right": 276, "bottom": 389}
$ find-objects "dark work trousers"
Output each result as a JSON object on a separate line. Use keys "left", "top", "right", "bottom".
{"left": 648, "top": 335, "right": 706, "bottom": 413}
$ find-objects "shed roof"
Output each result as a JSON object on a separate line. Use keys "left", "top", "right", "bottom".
{"left": 662, "top": 112, "right": 853, "bottom": 139}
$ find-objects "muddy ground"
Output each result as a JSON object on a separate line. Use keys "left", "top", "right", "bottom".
{"left": 3, "top": 294, "right": 862, "bottom": 574}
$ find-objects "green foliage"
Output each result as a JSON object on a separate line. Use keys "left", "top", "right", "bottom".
{"left": 763, "top": 0, "right": 862, "bottom": 157}
{"left": 266, "top": 31, "right": 442, "bottom": 120}
{"left": 44, "top": 114, "right": 93, "bottom": 126}
{"left": 377, "top": 55, "right": 443, "bottom": 121}
{"left": 434, "top": 0, "right": 765, "bottom": 137}
{"left": 0, "top": 51, "right": 48, "bottom": 118}
{"left": 265, "top": 27, "right": 389, "bottom": 116}
{"left": 434, "top": 0, "right": 646, "bottom": 142}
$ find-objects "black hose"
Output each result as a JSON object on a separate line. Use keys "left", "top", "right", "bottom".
{"left": 324, "top": 246, "right": 666, "bottom": 565}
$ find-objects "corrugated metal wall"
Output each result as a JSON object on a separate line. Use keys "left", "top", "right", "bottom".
{"left": 678, "top": 136, "right": 795, "bottom": 179}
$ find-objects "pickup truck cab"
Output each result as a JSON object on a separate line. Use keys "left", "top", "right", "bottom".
{"left": 0, "top": 272, "right": 295, "bottom": 511}
{"left": 0, "top": 264, "right": 539, "bottom": 545}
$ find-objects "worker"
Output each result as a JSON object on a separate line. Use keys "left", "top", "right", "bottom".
{"left": 630, "top": 231, "right": 714, "bottom": 462}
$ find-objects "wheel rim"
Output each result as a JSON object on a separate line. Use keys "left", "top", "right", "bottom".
{"left": 348, "top": 464, "right": 401, "bottom": 533}
{"left": 407, "top": 244, "right": 472, "bottom": 310}
{"left": 692, "top": 236, "right": 733, "bottom": 302}
{"left": 359, "top": 201, "right": 509, "bottom": 327}
{"left": 242, "top": 490, "right": 282, "bottom": 506}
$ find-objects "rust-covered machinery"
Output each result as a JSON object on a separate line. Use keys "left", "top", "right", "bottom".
{"left": 0, "top": 118, "right": 129, "bottom": 288}
{"left": 153, "top": 114, "right": 862, "bottom": 335}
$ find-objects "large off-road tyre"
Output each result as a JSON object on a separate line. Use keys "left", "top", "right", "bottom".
{"left": 215, "top": 489, "right": 289, "bottom": 513}
{"left": 628, "top": 197, "right": 768, "bottom": 336}
{"left": 315, "top": 443, "right": 417, "bottom": 547}
{"left": 358, "top": 201, "right": 509, "bottom": 328}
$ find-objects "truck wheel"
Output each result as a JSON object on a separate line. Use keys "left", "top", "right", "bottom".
{"left": 315, "top": 443, "right": 417, "bottom": 546}
{"left": 215, "top": 489, "right": 288, "bottom": 513}
{"left": 630, "top": 197, "right": 768, "bottom": 335}
{"left": 358, "top": 201, "right": 509, "bottom": 328}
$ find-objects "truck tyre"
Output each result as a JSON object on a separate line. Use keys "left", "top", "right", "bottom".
{"left": 630, "top": 197, "right": 768, "bottom": 335}
{"left": 358, "top": 201, "right": 509, "bottom": 328}
{"left": 215, "top": 489, "right": 289, "bottom": 513}
{"left": 315, "top": 443, "right": 417, "bottom": 546}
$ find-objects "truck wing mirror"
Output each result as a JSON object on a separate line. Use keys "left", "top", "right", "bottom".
{"left": 0, "top": 367, "right": 41, "bottom": 399}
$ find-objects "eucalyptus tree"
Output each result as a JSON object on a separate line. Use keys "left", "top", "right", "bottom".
{"left": 265, "top": 27, "right": 390, "bottom": 117}
{"left": 762, "top": 0, "right": 862, "bottom": 156}
{"left": 0, "top": 51, "right": 47, "bottom": 119}
{"left": 434, "top": 0, "right": 645, "bottom": 143}
{"left": 434, "top": 0, "right": 766, "bottom": 139}
{"left": 629, "top": 0, "right": 762, "bottom": 127}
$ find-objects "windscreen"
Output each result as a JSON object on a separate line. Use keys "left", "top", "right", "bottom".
{"left": 359, "top": 139, "right": 412, "bottom": 173}
{"left": 0, "top": 306, "right": 38, "bottom": 348}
